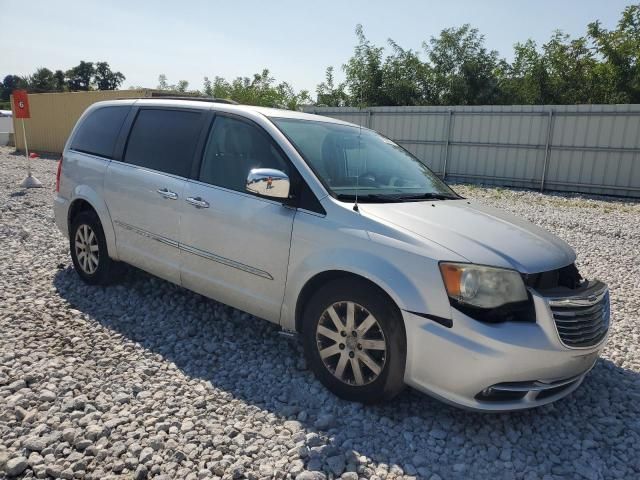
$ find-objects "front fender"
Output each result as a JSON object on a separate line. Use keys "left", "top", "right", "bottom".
{"left": 280, "top": 226, "right": 452, "bottom": 332}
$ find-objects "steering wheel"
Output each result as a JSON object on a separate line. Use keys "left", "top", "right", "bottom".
{"left": 357, "top": 171, "right": 378, "bottom": 186}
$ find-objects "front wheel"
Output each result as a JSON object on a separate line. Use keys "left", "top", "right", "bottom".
{"left": 302, "top": 278, "right": 406, "bottom": 404}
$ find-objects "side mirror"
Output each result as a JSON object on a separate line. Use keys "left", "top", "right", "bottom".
{"left": 246, "top": 168, "right": 290, "bottom": 199}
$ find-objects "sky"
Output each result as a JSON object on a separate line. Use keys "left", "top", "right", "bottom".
{"left": 0, "top": 0, "right": 635, "bottom": 94}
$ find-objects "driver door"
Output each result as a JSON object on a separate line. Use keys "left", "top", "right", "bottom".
{"left": 180, "top": 114, "right": 296, "bottom": 323}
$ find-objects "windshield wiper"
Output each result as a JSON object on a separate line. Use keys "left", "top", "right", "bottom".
{"left": 394, "top": 192, "right": 461, "bottom": 201}
{"left": 335, "top": 192, "right": 460, "bottom": 203}
{"left": 335, "top": 193, "right": 395, "bottom": 203}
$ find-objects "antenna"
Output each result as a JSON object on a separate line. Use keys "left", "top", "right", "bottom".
{"left": 353, "top": 78, "right": 363, "bottom": 212}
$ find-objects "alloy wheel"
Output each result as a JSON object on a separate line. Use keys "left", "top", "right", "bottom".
{"left": 74, "top": 224, "right": 99, "bottom": 274}
{"left": 315, "top": 301, "right": 387, "bottom": 386}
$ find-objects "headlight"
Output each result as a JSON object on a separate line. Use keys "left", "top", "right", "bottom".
{"left": 439, "top": 263, "right": 528, "bottom": 309}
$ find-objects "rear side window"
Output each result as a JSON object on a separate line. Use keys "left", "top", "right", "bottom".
{"left": 124, "top": 109, "right": 203, "bottom": 177}
{"left": 71, "top": 106, "right": 129, "bottom": 158}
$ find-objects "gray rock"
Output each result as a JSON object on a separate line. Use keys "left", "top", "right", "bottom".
{"left": 8, "top": 379, "right": 27, "bottom": 392}
{"left": 325, "top": 455, "right": 346, "bottom": 476}
{"left": 61, "top": 428, "right": 76, "bottom": 444}
{"left": 296, "top": 472, "right": 326, "bottom": 480}
{"left": 313, "top": 414, "right": 336, "bottom": 430}
{"left": 45, "top": 465, "right": 63, "bottom": 478}
{"left": 139, "top": 446, "right": 154, "bottom": 464}
{"left": 85, "top": 424, "right": 106, "bottom": 441}
{"left": 429, "top": 428, "right": 447, "bottom": 440}
{"left": 23, "top": 437, "right": 47, "bottom": 452}
{"left": 74, "top": 438, "right": 92, "bottom": 451}
{"left": 500, "top": 448, "right": 512, "bottom": 462}
{"left": 284, "top": 420, "right": 303, "bottom": 433}
{"left": 404, "top": 464, "right": 418, "bottom": 475}
{"left": 39, "top": 390, "right": 57, "bottom": 402}
{"left": 341, "top": 473, "right": 358, "bottom": 480}
{"left": 5, "top": 457, "right": 28, "bottom": 477}
{"left": 305, "top": 433, "right": 322, "bottom": 447}
{"left": 134, "top": 465, "right": 148, "bottom": 480}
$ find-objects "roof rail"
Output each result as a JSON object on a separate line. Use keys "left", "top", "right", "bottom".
{"left": 147, "top": 96, "right": 239, "bottom": 105}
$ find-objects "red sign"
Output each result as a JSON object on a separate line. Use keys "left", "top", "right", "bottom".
{"left": 13, "top": 90, "right": 31, "bottom": 119}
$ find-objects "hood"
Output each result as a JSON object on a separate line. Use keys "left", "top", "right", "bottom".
{"left": 359, "top": 199, "right": 575, "bottom": 274}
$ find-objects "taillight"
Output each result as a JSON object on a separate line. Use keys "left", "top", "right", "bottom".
{"left": 55, "top": 157, "right": 62, "bottom": 192}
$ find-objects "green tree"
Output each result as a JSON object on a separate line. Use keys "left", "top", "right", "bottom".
{"left": 27, "top": 67, "right": 57, "bottom": 92}
{"left": 156, "top": 74, "right": 189, "bottom": 93}
{"left": 542, "top": 32, "right": 600, "bottom": 103}
{"left": 588, "top": 4, "right": 640, "bottom": 103}
{"left": 66, "top": 61, "right": 95, "bottom": 91}
{"left": 53, "top": 70, "right": 66, "bottom": 91}
{"left": 425, "top": 24, "right": 504, "bottom": 105}
{"left": 212, "top": 76, "right": 232, "bottom": 98}
{"left": 94, "top": 62, "right": 125, "bottom": 90}
{"left": 502, "top": 40, "right": 552, "bottom": 104}
{"left": 176, "top": 80, "right": 189, "bottom": 93}
{"left": 200, "top": 69, "right": 310, "bottom": 109}
{"left": 316, "top": 67, "right": 348, "bottom": 106}
{"left": 1, "top": 75, "right": 26, "bottom": 101}
{"left": 276, "top": 81, "right": 312, "bottom": 110}
{"left": 343, "top": 25, "right": 388, "bottom": 106}
{"left": 203, "top": 76, "right": 213, "bottom": 96}
{"left": 157, "top": 74, "right": 169, "bottom": 90}
{"left": 382, "top": 40, "right": 433, "bottom": 105}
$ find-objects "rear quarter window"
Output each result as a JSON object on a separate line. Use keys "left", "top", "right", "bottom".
{"left": 123, "top": 109, "right": 203, "bottom": 177}
{"left": 71, "top": 106, "right": 130, "bottom": 158}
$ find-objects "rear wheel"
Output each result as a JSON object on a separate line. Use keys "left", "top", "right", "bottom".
{"left": 302, "top": 278, "right": 406, "bottom": 403}
{"left": 69, "top": 210, "right": 119, "bottom": 285}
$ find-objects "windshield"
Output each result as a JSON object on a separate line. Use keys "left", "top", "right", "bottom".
{"left": 272, "top": 118, "right": 459, "bottom": 202}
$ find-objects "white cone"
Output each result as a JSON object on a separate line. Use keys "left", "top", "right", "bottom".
{"left": 20, "top": 175, "right": 43, "bottom": 188}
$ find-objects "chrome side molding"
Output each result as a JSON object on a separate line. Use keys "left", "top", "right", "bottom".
{"left": 113, "top": 220, "right": 272, "bottom": 280}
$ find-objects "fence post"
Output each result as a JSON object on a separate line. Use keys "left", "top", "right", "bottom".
{"left": 367, "top": 109, "right": 372, "bottom": 128}
{"left": 442, "top": 110, "right": 454, "bottom": 179}
{"left": 540, "top": 109, "right": 554, "bottom": 192}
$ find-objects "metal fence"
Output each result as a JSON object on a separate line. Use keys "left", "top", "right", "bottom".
{"left": 302, "top": 105, "right": 640, "bottom": 198}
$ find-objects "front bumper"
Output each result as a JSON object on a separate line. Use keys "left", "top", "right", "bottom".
{"left": 403, "top": 281, "right": 609, "bottom": 412}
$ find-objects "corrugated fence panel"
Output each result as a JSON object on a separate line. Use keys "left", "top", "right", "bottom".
{"left": 305, "top": 105, "right": 640, "bottom": 198}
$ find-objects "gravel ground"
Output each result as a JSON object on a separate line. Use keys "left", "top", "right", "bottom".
{"left": 1, "top": 144, "right": 639, "bottom": 480}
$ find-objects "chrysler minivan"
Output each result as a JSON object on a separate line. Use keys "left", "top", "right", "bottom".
{"left": 54, "top": 99, "right": 610, "bottom": 411}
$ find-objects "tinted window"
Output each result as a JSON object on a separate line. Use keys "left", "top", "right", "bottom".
{"left": 200, "top": 116, "right": 289, "bottom": 192}
{"left": 71, "top": 106, "right": 129, "bottom": 158}
{"left": 124, "top": 109, "right": 202, "bottom": 177}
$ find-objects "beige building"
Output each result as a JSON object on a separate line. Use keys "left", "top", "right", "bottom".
{"left": 11, "top": 89, "right": 157, "bottom": 154}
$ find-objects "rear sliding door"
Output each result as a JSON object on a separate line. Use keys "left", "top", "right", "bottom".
{"left": 104, "top": 107, "right": 206, "bottom": 284}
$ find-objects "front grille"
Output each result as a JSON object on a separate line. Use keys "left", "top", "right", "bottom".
{"left": 523, "top": 263, "right": 583, "bottom": 290}
{"left": 549, "top": 285, "right": 610, "bottom": 348}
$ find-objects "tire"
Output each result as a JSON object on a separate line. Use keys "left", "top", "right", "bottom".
{"left": 302, "top": 278, "right": 406, "bottom": 403}
{"left": 69, "top": 210, "right": 120, "bottom": 285}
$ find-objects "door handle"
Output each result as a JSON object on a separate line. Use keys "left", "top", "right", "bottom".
{"left": 157, "top": 188, "right": 178, "bottom": 200}
{"left": 186, "top": 196, "right": 210, "bottom": 208}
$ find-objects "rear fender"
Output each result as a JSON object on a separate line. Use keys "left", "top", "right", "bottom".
{"left": 70, "top": 185, "right": 119, "bottom": 261}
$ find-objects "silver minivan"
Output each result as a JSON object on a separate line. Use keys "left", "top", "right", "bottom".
{"left": 54, "top": 99, "right": 610, "bottom": 411}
